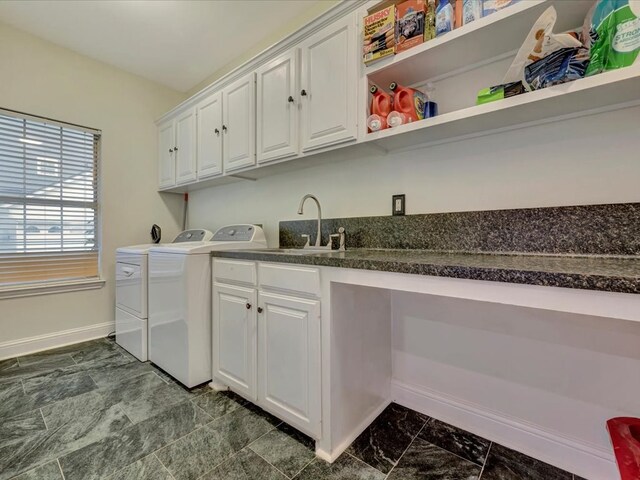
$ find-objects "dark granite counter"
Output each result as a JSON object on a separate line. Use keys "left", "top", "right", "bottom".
{"left": 211, "top": 249, "right": 640, "bottom": 294}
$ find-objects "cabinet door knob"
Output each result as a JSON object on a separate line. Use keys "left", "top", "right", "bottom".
{"left": 246, "top": 303, "right": 251, "bottom": 310}
{"left": 288, "top": 96, "right": 294, "bottom": 103}
{"left": 169, "top": 148, "right": 174, "bottom": 153}
{"left": 257, "top": 307, "right": 263, "bottom": 314}
{"left": 222, "top": 125, "right": 227, "bottom": 132}
{"left": 300, "top": 89, "right": 307, "bottom": 96}
{"left": 214, "top": 128, "right": 220, "bottom": 135}
{"left": 174, "top": 146, "right": 179, "bottom": 151}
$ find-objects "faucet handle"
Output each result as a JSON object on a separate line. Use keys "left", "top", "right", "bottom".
{"left": 301, "top": 234, "right": 310, "bottom": 248}
{"left": 337, "top": 227, "right": 346, "bottom": 251}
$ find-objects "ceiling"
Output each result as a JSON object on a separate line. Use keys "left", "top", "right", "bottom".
{"left": 0, "top": 0, "right": 328, "bottom": 92}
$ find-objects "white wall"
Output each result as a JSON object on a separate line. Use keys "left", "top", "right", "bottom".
{"left": 391, "top": 291, "right": 640, "bottom": 478}
{"left": 189, "top": 104, "right": 640, "bottom": 247}
{"left": 186, "top": 0, "right": 339, "bottom": 97}
{"left": 0, "top": 22, "right": 186, "bottom": 345}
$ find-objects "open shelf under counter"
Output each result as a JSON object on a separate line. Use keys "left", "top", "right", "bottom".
{"left": 363, "top": 65, "right": 640, "bottom": 152}
{"left": 364, "top": 0, "right": 594, "bottom": 86}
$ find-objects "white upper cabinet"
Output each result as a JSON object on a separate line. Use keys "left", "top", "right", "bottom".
{"left": 223, "top": 73, "right": 256, "bottom": 173}
{"left": 157, "top": 8, "right": 361, "bottom": 191}
{"left": 175, "top": 108, "right": 197, "bottom": 185}
{"left": 158, "top": 120, "right": 176, "bottom": 189}
{"left": 256, "top": 50, "right": 299, "bottom": 164}
{"left": 299, "top": 14, "right": 357, "bottom": 153}
{"left": 196, "top": 92, "right": 223, "bottom": 179}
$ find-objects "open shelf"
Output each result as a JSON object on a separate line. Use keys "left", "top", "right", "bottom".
{"left": 365, "top": 0, "right": 594, "bottom": 86}
{"left": 364, "top": 65, "right": 640, "bottom": 151}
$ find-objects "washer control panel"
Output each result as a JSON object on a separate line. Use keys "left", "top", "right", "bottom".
{"left": 173, "top": 229, "right": 213, "bottom": 243}
{"left": 212, "top": 225, "right": 259, "bottom": 242}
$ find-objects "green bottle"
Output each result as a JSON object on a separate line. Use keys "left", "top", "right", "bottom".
{"left": 586, "top": 0, "right": 640, "bottom": 76}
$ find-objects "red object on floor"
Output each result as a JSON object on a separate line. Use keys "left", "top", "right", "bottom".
{"left": 607, "top": 417, "right": 640, "bottom": 480}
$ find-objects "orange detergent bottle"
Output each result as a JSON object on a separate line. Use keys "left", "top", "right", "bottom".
{"left": 369, "top": 85, "right": 393, "bottom": 131}
{"left": 389, "top": 82, "right": 427, "bottom": 122}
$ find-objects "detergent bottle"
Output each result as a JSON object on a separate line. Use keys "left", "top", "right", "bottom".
{"left": 368, "top": 84, "right": 393, "bottom": 131}
{"left": 389, "top": 82, "right": 427, "bottom": 122}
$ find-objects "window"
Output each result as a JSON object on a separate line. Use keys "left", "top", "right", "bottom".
{"left": 0, "top": 108, "right": 100, "bottom": 289}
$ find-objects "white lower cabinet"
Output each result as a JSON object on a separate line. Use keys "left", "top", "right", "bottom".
{"left": 212, "top": 260, "right": 321, "bottom": 438}
{"left": 257, "top": 291, "right": 321, "bottom": 438}
{"left": 212, "top": 283, "right": 257, "bottom": 401}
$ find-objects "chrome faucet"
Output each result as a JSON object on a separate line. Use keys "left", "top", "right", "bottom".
{"left": 297, "top": 194, "right": 346, "bottom": 251}
{"left": 297, "top": 194, "right": 322, "bottom": 247}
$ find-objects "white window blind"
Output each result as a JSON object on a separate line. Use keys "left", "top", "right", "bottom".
{"left": 0, "top": 109, "right": 100, "bottom": 287}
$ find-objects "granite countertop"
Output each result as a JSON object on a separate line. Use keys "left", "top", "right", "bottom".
{"left": 211, "top": 248, "right": 640, "bottom": 294}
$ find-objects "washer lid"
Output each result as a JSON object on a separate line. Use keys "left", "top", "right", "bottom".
{"left": 116, "top": 243, "right": 159, "bottom": 254}
{"left": 149, "top": 225, "right": 267, "bottom": 255}
{"left": 116, "top": 228, "right": 213, "bottom": 254}
{"left": 148, "top": 241, "right": 215, "bottom": 254}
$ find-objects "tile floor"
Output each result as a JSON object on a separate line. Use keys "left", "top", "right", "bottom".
{"left": 0, "top": 337, "right": 583, "bottom": 480}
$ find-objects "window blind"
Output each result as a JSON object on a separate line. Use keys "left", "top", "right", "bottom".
{"left": 0, "top": 109, "right": 100, "bottom": 287}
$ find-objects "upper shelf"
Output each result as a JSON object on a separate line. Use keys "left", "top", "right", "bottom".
{"left": 364, "top": 65, "right": 640, "bottom": 151}
{"left": 364, "top": 0, "right": 595, "bottom": 86}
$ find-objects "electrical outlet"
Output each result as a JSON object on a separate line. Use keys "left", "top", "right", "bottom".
{"left": 392, "top": 194, "right": 405, "bottom": 216}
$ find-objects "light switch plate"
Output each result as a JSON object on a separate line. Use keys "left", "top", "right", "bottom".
{"left": 392, "top": 194, "right": 405, "bottom": 216}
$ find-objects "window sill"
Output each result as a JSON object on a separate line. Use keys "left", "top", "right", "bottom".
{"left": 0, "top": 278, "right": 105, "bottom": 300}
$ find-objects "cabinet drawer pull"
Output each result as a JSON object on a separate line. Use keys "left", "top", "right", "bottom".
{"left": 257, "top": 307, "right": 263, "bottom": 314}
{"left": 246, "top": 303, "right": 251, "bottom": 310}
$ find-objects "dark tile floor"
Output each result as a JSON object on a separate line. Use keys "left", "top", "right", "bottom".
{"left": 0, "top": 337, "right": 583, "bottom": 480}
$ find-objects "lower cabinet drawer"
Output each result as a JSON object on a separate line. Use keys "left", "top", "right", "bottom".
{"left": 213, "top": 259, "right": 256, "bottom": 285}
{"left": 258, "top": 263, "right": 320, "bottom": 297}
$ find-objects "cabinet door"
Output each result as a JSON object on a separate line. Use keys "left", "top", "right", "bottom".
{"left": 196, "top": 92, "right": 223, "bottom": 179}
{"left": 175, "top": 108, "right": 197, "bottom": 185}
{"left": 223, "top": 73, "right": 256, "bottom": 173}
{"left": 258, "top": 291, "right": 321, "bottom": 438}
{"left": 158, "top": 120, "right": 175, "bottom": 189}
{"left": 300, "top": 14, "right": 357, "bottom": 152}
{"left": 212, "top": 283, "right": 257, "bottom": 401}
{"left": 256, "top": 50, "right": 299, "bottom": 164}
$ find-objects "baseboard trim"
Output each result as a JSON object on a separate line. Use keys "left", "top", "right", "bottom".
{"left": 316, "top": 398, "right": 392, "bottom": 463}
{"left": 391, "top": 380, "right": 616, "bottom": 480}
{"left": 0, "top": 322, "right": 114, "bottom": 360}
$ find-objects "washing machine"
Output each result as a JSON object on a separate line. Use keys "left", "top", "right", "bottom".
{"left": 115, "top": 229, "right": 213, "bottom": 361}
{"left": 147, "top": 224, "right": 267, "bottom": 388}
